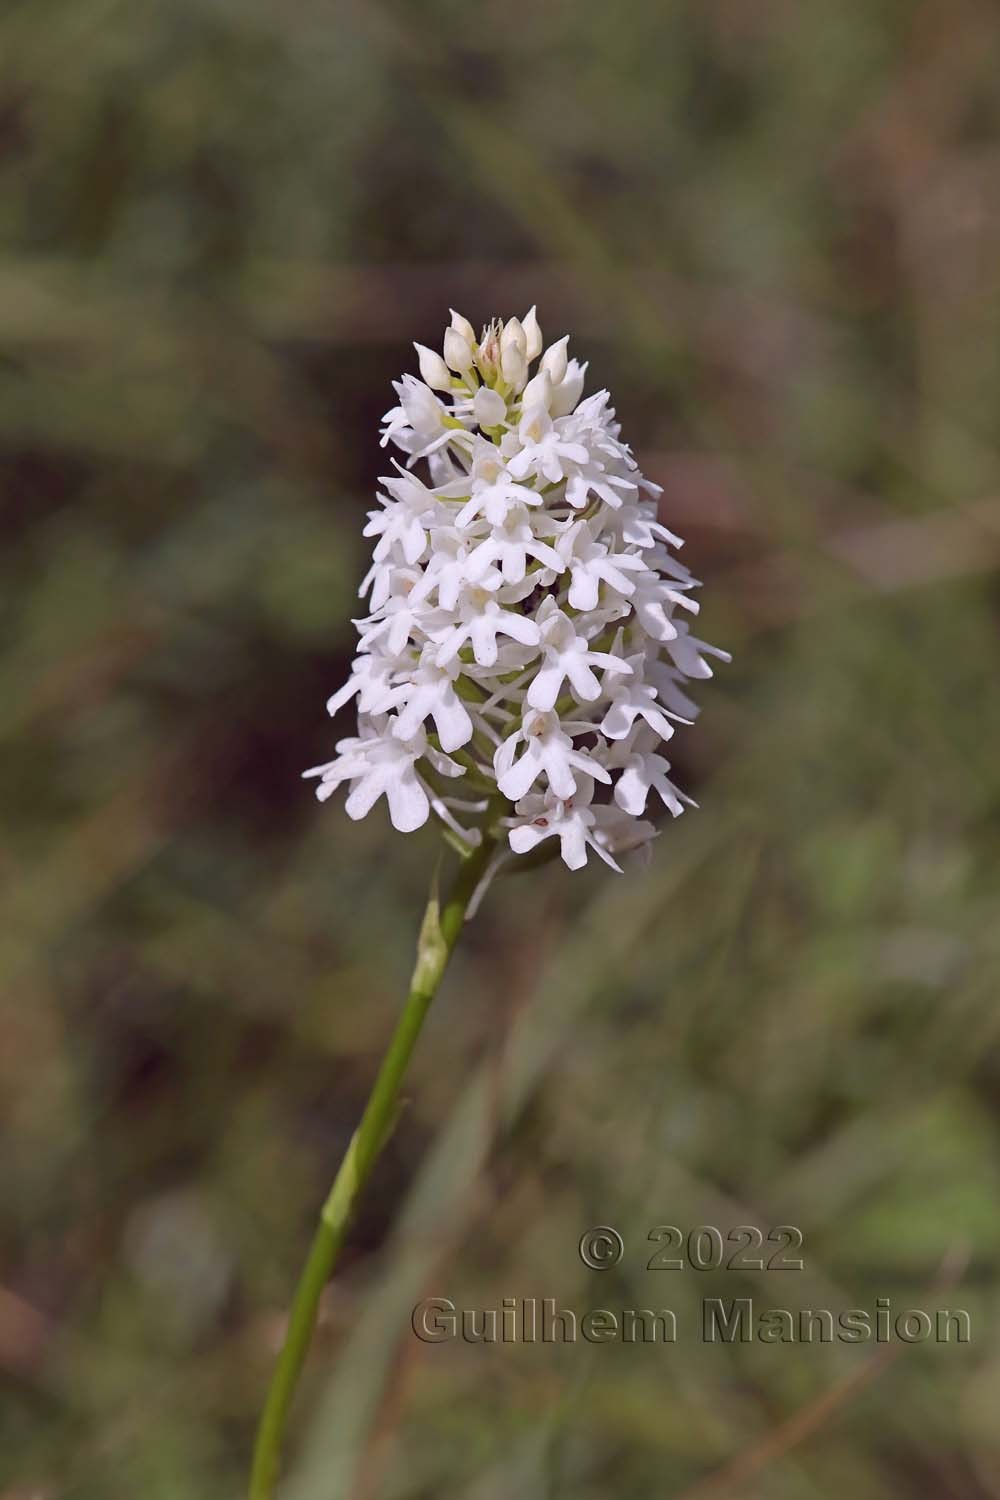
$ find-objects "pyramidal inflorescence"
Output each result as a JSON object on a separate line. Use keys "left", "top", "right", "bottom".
{"left": 305, "top": 309, "right": 727, "bottom": 872}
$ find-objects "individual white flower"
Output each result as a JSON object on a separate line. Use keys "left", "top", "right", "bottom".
{"left": 363, "top": 477, "right": 432, "bottom": 568}
{"left": 507, "top": 778, "right": 652, "bottom": 873}
{"left": 325, "top": 653, "right": 401, "bottom": 718}
{"left": 505, "top": 406, "right": 589, "bottom": 486}
{"left": 355, "top": 578, "right": 424, "bottom": 655}
{"left": 645, "top": 655, "right": 703, "bottom": 722}
{"left": 464, "top": 504, "right": 564, "bottom": 585}
{"left": 307, "top": 311, "right": 725, "bottom": 872}
{"left": 557, "top": 519, "right": 648, "bottom": 611}
{"left": 433, "top": 585, "right": 541, "bottom": 668}
{"left": 588, "top": 801, "right": 658, "bottom": 867}
{"left": 606, "top": 728, "right": 695, "bottom": 818}
{"left": 443, "top": 442, "right": 541, "bottom": 529}
{"left": 406, "top": 531, "right": 486, "bottom": 612}
{"left": 662, "top": 619, "right": 732, "bottom": 680}
{"left": 526, "top": 601, "right": 630, "bottom": 711}
{"left": 305, "top": 720, "right": 451, "bottom": 833}
{"left": 381, "top": 375, "right": 471, "bottom": 464}
{"left": 508, "top": 782, "right": 610, "bottom": 871}
{"left": 494, "top": 710, "right": 610, "bottom": 802}
{"left": 390, "top": 650, "right": 474, "bottom": 753}
{"left": 600, "top": 657, "right": 681, "bottom": 742}
{"left": 628, "top": 570, "right": 688, "bottom": 641}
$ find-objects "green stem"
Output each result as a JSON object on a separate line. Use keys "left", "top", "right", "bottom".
{"left": 249, "top": 833, "right": 498, "bottom": 1499}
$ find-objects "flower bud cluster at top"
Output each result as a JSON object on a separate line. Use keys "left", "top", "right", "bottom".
{"left": 305, "top": 309, "right": 727, "bottom": 872}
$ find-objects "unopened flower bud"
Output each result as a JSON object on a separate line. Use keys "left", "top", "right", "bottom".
{"left": 501, "top": 342, "right": 528, "bottom": 390}
{"left": 520, "top": 368, "right": 552, "bottom": 410}
{"left": 414, "top": 342, "right": 452, "bottom": 392}
{"left": 443, "top": 327, "right": 475, "bottom": 374}
{"left": 540, "top": 335, "right": 569, "bottom": 387}
{"left": 476, "top": 319, "right": 502, "bottom": 383}
{"left": 449, "top": 309, "right": 476, "bottom": 344}
{"left": 473, "top": 386, "right": 507, "bottom": 427}
{"left": 522, "top": 305, "right": 543, "bottom": 362}
{"left": 549, "top": 357, "right": 586, "bottom": 417}
{"left": 500, "top": 316, "right": 527, "bottom": 357}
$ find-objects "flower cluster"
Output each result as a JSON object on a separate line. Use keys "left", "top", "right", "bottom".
{"left": 306, "top": 310, "right": 727, "bottom": 872}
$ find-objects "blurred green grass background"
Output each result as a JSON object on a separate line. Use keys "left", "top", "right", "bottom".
{"left": 3, "top": 1, "right": 1000, "bottom": 1496}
